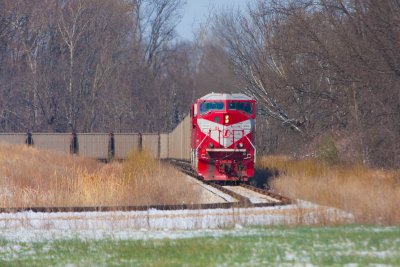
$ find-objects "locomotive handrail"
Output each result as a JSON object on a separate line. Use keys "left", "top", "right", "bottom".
{"left": 195, "top": 135, "right": 208, "bottom": 159}
{"left": 196, "top": 136, "right": 208, "bottom": 152}
{"left": 245, "top": 135, "right": 257, "bottom": 163}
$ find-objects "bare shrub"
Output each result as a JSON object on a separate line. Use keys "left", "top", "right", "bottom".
{"left": 259, "top": 156, "right": 400, "bottom": 225}
{"left": 317, "top": 136, "right": 341, "bottom": 165}
{"left": 0, "top": 143, "right": 200, "bottom": 208}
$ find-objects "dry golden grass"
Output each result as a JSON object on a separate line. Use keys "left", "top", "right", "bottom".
{"left": 0, "top": 143, "right": 200, "bottom": 208}
{"left": 258, "top": 155, "right": 400, "bottom": 225}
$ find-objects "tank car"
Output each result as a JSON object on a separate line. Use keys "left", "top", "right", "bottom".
{"left": 190, "top": 93, "right": 256, "bottom": 182}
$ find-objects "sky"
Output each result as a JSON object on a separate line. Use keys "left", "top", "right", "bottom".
{"left": 176, "top": 0, "right": 251, "bottom": 40}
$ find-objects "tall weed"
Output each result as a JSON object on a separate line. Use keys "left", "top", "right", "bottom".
{"left": 259, "top": 155, "right": 400, "bottom": 225}
{"left": 0, "top": 143, "right": 200, "bottom": 208}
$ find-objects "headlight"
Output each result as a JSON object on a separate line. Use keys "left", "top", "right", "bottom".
{"left": 224, "top": 115, "right": 229, "bottom": 124}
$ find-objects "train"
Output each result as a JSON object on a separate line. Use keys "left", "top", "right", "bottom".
{"left": 190, "top": 93, "right": 256, "bottom": 182}
{"left": 0, "top": 93, "right": 256, "bottom": 182}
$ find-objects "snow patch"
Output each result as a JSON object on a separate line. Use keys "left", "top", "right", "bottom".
{"left": 0, "top": 203, "right": 354, "bottom": 242}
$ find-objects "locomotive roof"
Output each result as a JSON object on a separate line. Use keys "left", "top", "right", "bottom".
{"left": 199, "top": 93, "right": 253, "bottom": 101}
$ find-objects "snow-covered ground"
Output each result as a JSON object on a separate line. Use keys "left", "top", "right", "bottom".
{"left": 0, "top": 173, "right": 354, "bottom": 242}
{"left": 0, "top": 201, "right": 353, "bottom": 242}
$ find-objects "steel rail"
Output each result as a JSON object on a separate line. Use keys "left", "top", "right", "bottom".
{"left": 239, "top": 184, "right": 294, "bottom": 205}
{"left": 166, "top": 159, "right": 293, "bottom": 208}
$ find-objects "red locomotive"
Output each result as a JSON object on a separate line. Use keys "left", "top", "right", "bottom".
{"left": 190, "top": 93, "right": 256, "bottom": 182}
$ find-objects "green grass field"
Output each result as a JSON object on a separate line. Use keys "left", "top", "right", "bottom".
{"left": 1, "top": 225, "right": 399, "bottom": 266}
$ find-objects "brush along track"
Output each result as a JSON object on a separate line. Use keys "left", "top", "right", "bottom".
{"left": 166, "top": 159, "right": 293, "bottom": 207}
{"left": 0, "top": 160, "right": 292, "bottom": 214}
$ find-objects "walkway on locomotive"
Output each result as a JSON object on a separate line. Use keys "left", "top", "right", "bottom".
{"left": 194, "top": 93, "right": 256, "bottom": 155}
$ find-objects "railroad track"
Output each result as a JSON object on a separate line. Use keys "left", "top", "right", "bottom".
{"left": 166, "top": 159, "right": 293, "bottom": 208}
{"left": 0, "top": 159, "right": 292, "bottom": 213}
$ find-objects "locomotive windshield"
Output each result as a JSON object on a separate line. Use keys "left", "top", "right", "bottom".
{"left": 228, "top": 101, "right": 252, "bottom": 114}
{"left": 200, "top": 101, "right": 224, "bottom": 114}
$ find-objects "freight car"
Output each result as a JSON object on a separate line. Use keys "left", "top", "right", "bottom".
{"left": 190, "top": 93, "right": 256, "bottom": 182}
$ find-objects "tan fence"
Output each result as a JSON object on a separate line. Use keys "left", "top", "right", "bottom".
{"left": 0, "top": 116, "right": 191, "bottom": 160}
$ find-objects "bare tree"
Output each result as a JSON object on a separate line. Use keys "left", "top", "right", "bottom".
{"left": 213, "top": 4, "right": 310, "bottom": 134}
{"left": 0, "top": 0, "right": 190, "bottom": 134}
{"left": 210, "top": 0, "right": 400, "bottom": 167}
{"left": 78, "top": 0, "right": 132, "bottom": 132}
{"left": 134, "top": 0, "right": 184, "bottom": 70}
{"left": 57, "top": 0, "right": 93, "bottom": 131}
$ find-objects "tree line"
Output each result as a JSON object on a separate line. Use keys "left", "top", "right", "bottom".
{"left": 0, "top": 0, "right": 196, "bottom": 133}
{"left": 212, "top": 0, "right": 400, "bottom": 168}
{"left": 0, "top": 0, "right": 399, "bottom": 168}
